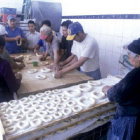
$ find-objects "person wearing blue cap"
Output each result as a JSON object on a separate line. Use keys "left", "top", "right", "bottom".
{"left": 102, "top": 38, "right": 140, "bottom": 140}
{"left": 5, "top": 15, "right": 25, "bottom": 54}
{"left": 55, "top": 22, "right": 101, "bottom": 80}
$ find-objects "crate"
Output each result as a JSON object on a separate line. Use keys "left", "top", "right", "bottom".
{"left": 0, "top": 8, "right": 16, "bottom": 15}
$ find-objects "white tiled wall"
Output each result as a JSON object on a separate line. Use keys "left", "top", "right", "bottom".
{"left": 62, "top": 19, "right": 140, "bottom": 78}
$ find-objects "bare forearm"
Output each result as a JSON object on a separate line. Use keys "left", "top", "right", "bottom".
{"left": 62, "top": 54, "right": 75, "bottom": 65}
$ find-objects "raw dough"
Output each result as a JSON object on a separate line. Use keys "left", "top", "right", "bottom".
{"left": 40, "top": 68, "right": 51, "bottom": 73}
{"left": 35, "top": 74, "right": 46, "bottom": 80}
{"left": 28, "top": 69, "right": 38, "bottom": 74}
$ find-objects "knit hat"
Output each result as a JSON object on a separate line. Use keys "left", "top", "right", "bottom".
{"left": 128, "top": 38, "right": 140, "bottom": 55}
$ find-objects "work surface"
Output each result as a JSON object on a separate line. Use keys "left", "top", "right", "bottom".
{"left": 12, "top": 53, "right": 92, "bottom": 97}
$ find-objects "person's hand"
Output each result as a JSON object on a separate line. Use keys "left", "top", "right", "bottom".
{"left": 15, "top": 35, "right": 21, "bottom": 41}
{"left": 39, "top": 55, "right": 46, "bottom": 61}
{"left": 15, "top": 56, "right": 24, "bottom": 62}
{"left": 54, "top": 71, "right": 63, "bottom": 78}
{"left": 53, "top": 64, "right": 61, "bottom": 71}
{"left": 15, "top": 72, "right": 22, "bottom": 80}
{"left": 102, "top": 86, "right": 112, "bottom": 94}
{"left": 17, "top": 63, "right": 25, "bottom": 70}
{"left": 59, "top": 62, "right": 64, "bottom": 67}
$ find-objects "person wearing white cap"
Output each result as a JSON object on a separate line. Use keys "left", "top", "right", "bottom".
{"left": 5, "top": 15, "right": 25, "bottom": 54}
{"left": 0, "top": 24, "right": 25, "bottom": 70}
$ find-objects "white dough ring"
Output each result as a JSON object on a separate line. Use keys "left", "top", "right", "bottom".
{"left": 3, "top": 120, "right": 13, "bottom": 127}
{"left": 28, "top": 95, "right": 37, "bottom": 101}
{"left": 28, "top": 69, "right": 38, "bottom": 74}
{"left": 91, "top": 91, "right": 106, "bottom": 100}
{"left": 17, "top": 120, "right": 29, "bottom": 129}
{"left": 62, "top": 108, "right": 72, "bottom": 116}
{"left": 20, "top": 97, "right": 29, "bottom": 103}
{"left": 42, "top": 115, "right": 52, "bottom": 123}
{"left": 34, "top": 105, "right": 45, "bottom": 111}
{"left": 45, "top": 102, "right": 56, "bottom": 109}
{"left": 22, "top": 108, "right": 34, "bottom": 114}
{"left": 13, "top": 115, "right": 24, "bottom": 122}
{"left": 35, "top": 74, "right": 46, "bottom": 80}
{"left": 5, "top": 126, "right": 17, "bottom": 134}
{"left": 52, "top": 89, "right": 62, "bottom": 94}
{"left": 72, "top": 105, "right": 83, "bottom": 113}
{"left": 66, "top": 100, "right": 76, "bottom": 107}
{"left": 30, "top": 119, "right": 42, "bottom": 127}
{"left": 61, "top": 96, "right": 70, "bottom": 102}
{"left": 10, "top": 110, "right": 20, "bottom": 116}
{"left": 78, "top": 84, "right": 93, "bottom": 92}
{"left": 40, "top": 68, "right": 51, "bottom": 73}
{"left": 47, "top": 108, "right": 57, "bottom": 114}
{"left": 64, "top": 89, "right": 81, "bottom": 97}
{"left": 36, "top": 92, "right": 46, "bottom": 98}
{"left": 26, "top": 113, "right": 37, "bottom": 120}
{"left": 44, "top": 90, "right": 52, "bottom": 94}
{"left": 0, "top": 102, "right": 8, "bottom": 109}
{"left": 8, "top": 100, "right": 18, "bottom": 106}
{"left": 78, "top": 97, "right": 96, "bottom": 108}
{"left": 53, "top": 112, "right": 62, "bottom": 119}
{"left": 88, "top": 80, "right": 102, "bottom": 86}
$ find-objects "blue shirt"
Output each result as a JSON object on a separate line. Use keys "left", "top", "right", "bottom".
{"left": 5, "top": 26, "right": 25, "bottom": 54}
{"left": 37, "top": 39, "right": 46, "bottom": 52}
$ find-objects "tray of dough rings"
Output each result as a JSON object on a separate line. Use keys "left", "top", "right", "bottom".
{"left": 0, "top": 75, "right": 120, "bottom": 140}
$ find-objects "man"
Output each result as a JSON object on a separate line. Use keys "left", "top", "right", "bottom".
{"left": 5, "top": 15, "right": 25, "bottom": 54}
{"left": 34, "top": 20, "right": 52, "bottom": 53}
{"left": 0, "top": 36, "right": 22, "bottom": 102}
{"left": 0, "top": 24, "right": 25, "bottom": 70}
{"left": 60, "top": 20, "right": 73, "bottom": 60}
{"left": 25, "top": 20, "right": 40, "bottom": 52}
{"left": 40, "top": 25, "right": 60, "bottom": 70}
{"left": 55, "top": 22, "right": 101, "bottom": 80}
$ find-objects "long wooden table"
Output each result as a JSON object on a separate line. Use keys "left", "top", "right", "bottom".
{"left": 12, "top": 53, "right": 93, "bottom": 98}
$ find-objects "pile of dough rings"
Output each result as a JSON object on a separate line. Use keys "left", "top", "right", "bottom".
{"left": 0, "top": 78, "right": 109, "bottom": 135}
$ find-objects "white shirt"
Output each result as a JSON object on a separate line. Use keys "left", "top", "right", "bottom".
{"left": 26, "top": 31, "right": 40, "bottom": 48}
{"left": 71, "top": 34, "right": 99, "bottom": 72}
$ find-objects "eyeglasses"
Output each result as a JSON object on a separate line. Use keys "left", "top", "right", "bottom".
{"left": 127, "top": 50, "right": 137, "bottom": 58}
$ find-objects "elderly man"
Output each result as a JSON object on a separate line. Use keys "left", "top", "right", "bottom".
{"left": 0, "top": 24, "right": 25, "bottom": 70}
{"left": 55, "top": 22, "right": 101, "bottom": 80}
{"left": 40, "top": 25, "right": 60, "bottom": 70}
{"left": 5, "top": 15, "right": 25, "bottom": 54}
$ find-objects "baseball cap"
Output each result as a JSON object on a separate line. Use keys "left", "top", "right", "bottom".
{"left": 66, "top": 22, "right": 83, "bottom": 40}
{"left": 7, "top": 15, "right": 16, "bottom": 21}
{"left": 40, "top": 25, "right": 52, "bottom": 40}
{"left": 0, "top": 24, "right": 7, "bottom": 35}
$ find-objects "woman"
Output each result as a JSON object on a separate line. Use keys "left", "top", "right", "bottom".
{"left": 102, "top": 38, "right": 140, "bottom": 140}
{"left": 0, "top": 36, "right": 22, "bottom": 102}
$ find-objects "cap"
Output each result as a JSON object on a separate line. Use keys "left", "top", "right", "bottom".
{"left": 128, "top": 38, "right": 140, "bottom": 55}
{"left": 0, "top": 24, "right": 7, "bottom": 35}
{"left": 66, "top": 22, "right": 83, "bottom": 40}
{"left": 40, "top": 25, "right": 52, "bottom": 40}
{"left": 7, "top": 15, "right": 16, "bottom": 21}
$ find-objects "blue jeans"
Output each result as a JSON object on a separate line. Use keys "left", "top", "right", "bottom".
{"left": 80, "top": 68, "right": 101, "bottom": 80}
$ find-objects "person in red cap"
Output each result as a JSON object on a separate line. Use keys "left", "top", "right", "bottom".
{"left": 40, "top": 25, "right": 60, "bottom": 70}
{"left": 102, "top": 38, "right": 140, "bottom": 140}
{"left": 55, "top": 22, "right": 101, "bottom": 79}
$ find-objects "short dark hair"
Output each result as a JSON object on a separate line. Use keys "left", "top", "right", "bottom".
{"left": 41, "top": 20, "right": 51, "bottom": 27}
{"left": 0, "top": 36, "right": 5, "bottom": 49}
{"left": 28, "top": 20, "right": 35, "bottom": 25}
{"left": 61, "top": 20, "right": 73, "bottom": 29}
